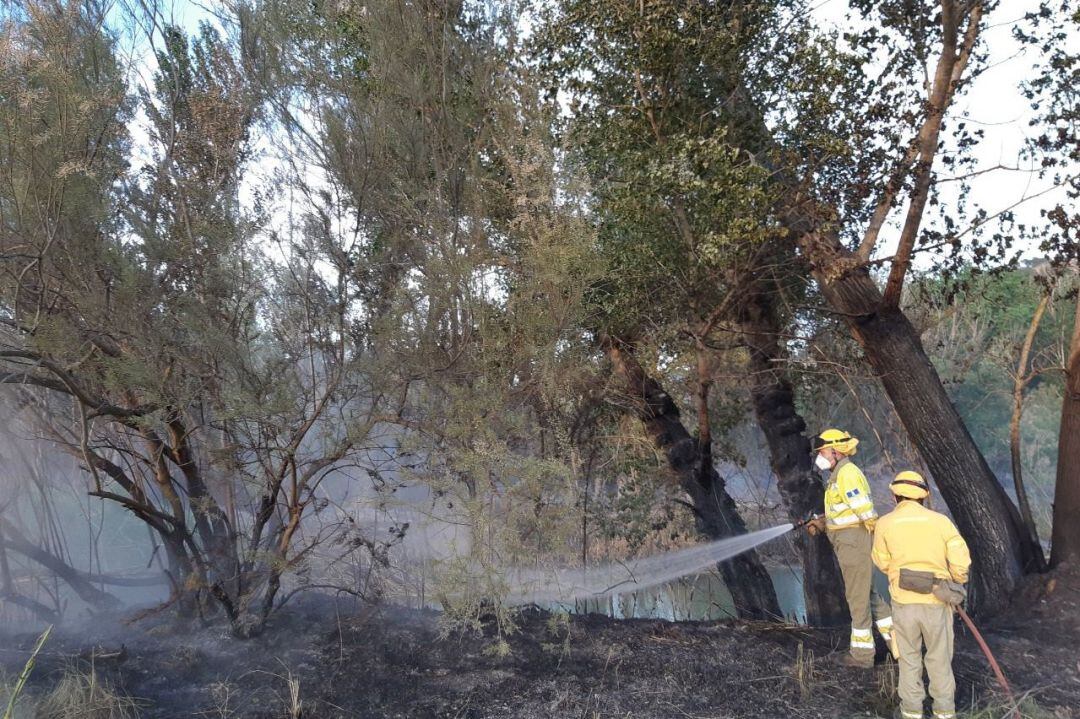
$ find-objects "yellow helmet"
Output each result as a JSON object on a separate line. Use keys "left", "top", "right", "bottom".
{"left": 890, "top": 471, "right": 930, "bottom": 500}
{"left": 813, "top": 429, "right": 859, "bottom": 456}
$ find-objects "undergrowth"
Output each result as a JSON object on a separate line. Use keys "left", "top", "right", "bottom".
{"left": 34, "top": 664, "right": 141, "bottom": 719}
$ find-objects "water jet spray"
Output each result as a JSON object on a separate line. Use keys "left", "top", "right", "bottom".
{"left": 502, "top": 523, "right": 797, "bottom": 607}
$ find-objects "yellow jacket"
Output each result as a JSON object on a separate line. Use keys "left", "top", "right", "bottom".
{"left": 871, "top": 500, "right": 971, "bottom": 605}
{"left": 824, "top": 458, "right": 877, "bottom": 532}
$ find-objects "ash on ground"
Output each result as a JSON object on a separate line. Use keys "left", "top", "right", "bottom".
{"left": 1, "top": 568, "right": 1077, "bottom": 718}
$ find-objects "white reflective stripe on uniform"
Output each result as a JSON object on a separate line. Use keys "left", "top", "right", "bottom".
{"left": 933, "top": 714, "right": 956, "bottom": 719}
{"left": 856, "top": 511, "right": 877, "bottom": 520}
{"left": 876, "top": 616, "right": 893, "bottom": 630}
{"left": 850, "top": 628, "right": 874, "bottom": 649}
{"left": 846, "top": 496, "right": 874, "bottom": 510}
{"left": 827, "top": 503, "right": 850, "bottom": 513}
{"left": 901, "top": 711, "right": 922, "bottom": 719}
{"left": 828, "top": 514, "right": 861, "bottom": 526}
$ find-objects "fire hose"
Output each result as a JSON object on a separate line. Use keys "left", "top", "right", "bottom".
{"left": 957, "top": 606, "right": 1014, "bottom": 705}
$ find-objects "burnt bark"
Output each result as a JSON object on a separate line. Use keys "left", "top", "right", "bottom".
{"left": 797, "top": 228, "right": 1040, "bottom": 615}
{"left": 166, "top": 414, "right": 237, "bottom": 580}
{"left": 740, "top": 298, "right": 849, "bottom": 626}
{"left": 602, "top": 336, "right": 781, "bottom": 620}
{"left": 1051, "top": 289, "right": 1080, "bottom": 568}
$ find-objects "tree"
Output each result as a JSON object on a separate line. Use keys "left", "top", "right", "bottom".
{"left": 909, "top": 266, "right": 1072, "bottom": 542}
{"left": 535, "top": 0, "right": 838, "bottom": 620}
{"left": 1015, "top": 0, "right": 1080, "bottom": 568}
{"left": 769, "top": 0, "right": 1060, "bottom": 612}
{"left": 538, "top": 0, "right": 1069, "bottom": 612}
{"left": 740, "top": 288, "right": 849, "bottom": 625}
{"left": 602, "top": 336, "right": 781, "bottom": 619}
{"left": 1052, "top": 285, "right": 1080, "bottom": 566}
{"left": 535, "top": 0, "right": 889, "bottom": 623}
{"left": 254, "top": 0, "right": 631, "bottom": 631}
{"left": 0, "top": 2, "right": 395, "bottom": 636}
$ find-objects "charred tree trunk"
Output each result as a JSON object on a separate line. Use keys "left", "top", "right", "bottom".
{"left": 741, "top": 299, "right": 849, "bottom": 626}
{"left": 797, "top": 229, "right": 1040, "bottom": 615}
{"left": 602, "top": 336, "right": 781, "bottom": 620}
{"left": 1051, "top": 290, "right": 1080, "bottom": 568}
{"left": 160, "top": 533, "right": 200, "bottom": 619}
{"left": 166, "top": 415, "right": 239, "bottom": 589}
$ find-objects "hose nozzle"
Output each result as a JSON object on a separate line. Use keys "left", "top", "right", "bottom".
{"left": 793, "top": 512, "right": 823, "bottom": 530}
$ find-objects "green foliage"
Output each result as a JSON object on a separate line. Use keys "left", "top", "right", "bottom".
{"left": 535, "top": 0, "right": 791, "bottom": 336}
{"left": 917, "top": 267, "right": 1076, "bottom": 534}
{"left": 0, "top": 0, "right": 1075, "bottom": 642}
{"left": 790, "top": 265, "right": 1073, "bottom": 538}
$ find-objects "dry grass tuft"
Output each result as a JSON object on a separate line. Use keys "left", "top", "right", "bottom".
{"left": 34, "top": 664, "right": 141, "bottom": 719}
{"left": 960, "top": 694, "right": 1065, "bottom": 719}
{"left": 283, "top": 671, "right": 302, "bottom": 719}
{"left": 793, "top": 641, "right": 817, "bottom": 701}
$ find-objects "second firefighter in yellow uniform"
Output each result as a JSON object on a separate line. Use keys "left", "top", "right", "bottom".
{"left": 873, "top": 472, "right": 971, "bottom": 719}
{"left": 811, "top": 429, "right": 893, "bottom": 668}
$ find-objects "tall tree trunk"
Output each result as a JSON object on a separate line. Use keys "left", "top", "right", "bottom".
{"left": 602, "top": 336, "right": 781, "bottom": 620}
{"left": 796, "top": 228, "right": 1041, "bottom": 615}
{"left": 1010, "top": 294, "right": 1050, "bottom": 570}
{"left": 1051, "top": 289, "right": 1080, "bottom": 568}
{"left": 741, "top": 297, "right": 849, "bottom": 626}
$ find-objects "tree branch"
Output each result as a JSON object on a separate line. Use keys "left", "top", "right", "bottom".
{"left": 881, "top": 1, "right": 985, "bottom": 307}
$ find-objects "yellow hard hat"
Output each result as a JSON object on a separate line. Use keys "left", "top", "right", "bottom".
{"left": 813, "top": 429, "right": 859, "bottom": 456}
{"left": 890, "top": 471, "right": 930, "bottom": 500}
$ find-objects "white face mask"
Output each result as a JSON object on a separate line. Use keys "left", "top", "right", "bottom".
{"left": 814, "top": 454, "right": 833, "bottom": 472}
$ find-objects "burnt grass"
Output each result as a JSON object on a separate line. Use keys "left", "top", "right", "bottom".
{"left": 2, "top": 568, "right": 1078, "bottom": 718}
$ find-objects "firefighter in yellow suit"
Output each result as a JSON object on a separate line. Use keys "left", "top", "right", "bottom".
{"left": 872, "top": 472, "right": 971, "bottom": 719}
{"left": 809, "top": 429, "right": 893, "bottom": 668}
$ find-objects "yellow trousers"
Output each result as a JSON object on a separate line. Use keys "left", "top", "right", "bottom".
{"left": 830, "top": 527, "right": 892, "bottom": 665}
{"left": 893, "top": 602, "right": 956, "bottom": 719}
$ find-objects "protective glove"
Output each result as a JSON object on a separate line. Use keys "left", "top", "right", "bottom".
{"left": 806, "top": 516, "right": 827, "bottom": 536}
{"left": 932, "top": 579, "right": 967, "bottom": 606}
{"left": 863, "top": 517, "right": 877, "bottom": 534}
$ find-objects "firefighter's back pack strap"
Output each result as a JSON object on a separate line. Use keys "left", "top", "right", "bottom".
{"left": 898, "top": 568, "right": 936, "bottom": 594}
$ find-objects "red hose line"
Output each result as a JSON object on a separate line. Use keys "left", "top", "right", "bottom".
{"left": 957, "top": 606, "right": 1014, "bottom": 705}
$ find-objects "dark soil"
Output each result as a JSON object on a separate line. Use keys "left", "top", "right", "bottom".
{"left": 2, "top": 568, "right": 1078, "bottom": 718}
